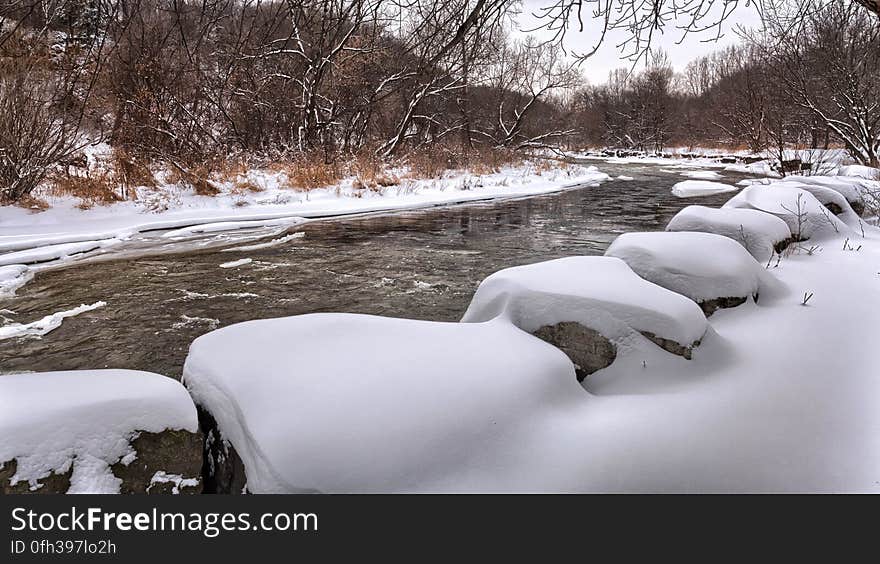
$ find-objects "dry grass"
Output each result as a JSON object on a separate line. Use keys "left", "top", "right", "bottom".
{"left": 112, "top": 148, "right": 155, "bottom": 193}
{"left": 406, "top": 145, "right": 523, "bottom": 179}
{"left": 48, "top": 172, "right": 122, "bottom": 209}
{"left": 267, "top": 155, "right": 342, "bottom": 191}
{"left": 6, "top": 193, "right": 50, "bottom": 212}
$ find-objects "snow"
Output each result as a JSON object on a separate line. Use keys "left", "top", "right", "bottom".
{"left": 616, "top": 176, "right": 634, "bottom": 181}
{"left": 0, "top": 370, "right": 197, "bottom": 493}
{"left": 222, "top": 232, "right": 305, "bottom": 252}
{"left": 770, "top": 181, "right": 863, "bottom": 228}
{"left": 672, "top": 180, "right": 739, "bottom": 198}
{"left": 148, "top": 471, "right": 200, "bottom": 494}
{"left": 0, "top": 239, "right": 122, "bottom": 267}
{"left": 666, "top": 205, "right": 792, "bottom": 261}
{"left": 681, "top": 170, "right": 723, "bottom": 180}
{"left": 219, "top": 258, "right": 252, "bottom": 269}
{"left": 723, "top": 185, "right": 852, "bottom": 240}
{"left": 182, "top": 314, "right": 581, "bottom": 493}
{"left": 0, "top": 301, "right": 105, "bottom": 341}
{"left": 782, "top": 175, "right": 865, "bottom": 209}
{"left": 0, "top": 265, "right": 33, "bottom": 298}
{"left": 605, "top": 232, "right": 782, "bottom": 304}
{"left": 838, "top": 165, "right": 879, "bottom": 179}
{"left": 460, "top": 256, "right": 708, "bottom": 349}
{"left": 182, "top": 221, "right": 880, "bottom": 492}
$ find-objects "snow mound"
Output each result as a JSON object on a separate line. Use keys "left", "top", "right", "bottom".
{"left": 681, "top": 170, "right": 723, "bottom": 180}
{"left": 0, "top": 265, "right": 33, "bottom": 298}
{"left": 0, "top": 370, "right": 197, "bottom": 493}
{"left": 782, "top": 176, "right": 866, "bottom": 214}
{"left": 769, "top": 181, "right": 863, "bottom": 228}
{"left": 605, "top": 232, "right": 781, "bottom": 311}
{"left": 838, "top": 165, "right": 879, "bottom": 180}
{"left": 723, "top": 184, "right": 851, "bottom": 240}
{"left": 666, "top": 206, "right": 792, "bottom": 261}
{"left": 672, "top": 180, "right": 738, "bottom": 198}
{"left": 182, "top": 314, "right": 580, "bottom": 493}
{"left": 460, "top": 256, "right": 707, "bottom": 349}
{"left": 219, "top": 258, "right": 252, "bottom": 269}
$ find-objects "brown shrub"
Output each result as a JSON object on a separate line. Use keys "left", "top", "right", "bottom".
{"left": 48, "top": 172, "right": 122, "bottom": 209}
{"left": 269, "top": 156, "right": 342, "bottom": 191}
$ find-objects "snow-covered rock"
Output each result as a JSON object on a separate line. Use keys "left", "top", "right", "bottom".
{"left": 460, "top": 256, "right": 708, "bottom": 368}
{"left": 723, "top": 184, "right": 851, "bottom": 241}
{"left": 837, "top": 165, "right": 879, "bottom": 180}
{"left": 666, "top": 205, "right": 792, "bottom": 262}
{"left": 783, "top": 175, "right": 866, "bottom": 215}
{"left": 671, "top": 180, "right": 739, "bottom": 198}
{"left": 605, "top": 231, "right": 782, "bottom": 316}
{"left": 0, "top": 264, "right": 32, "bottom": 298}
{"left": 0, "top": 370, "right": 201, "bottom": 494}
{"left": 769, "top": 180, "right": 863, "bottom": 228}
{"left": 183, "top": 314, "right": 581, "bottom": 493}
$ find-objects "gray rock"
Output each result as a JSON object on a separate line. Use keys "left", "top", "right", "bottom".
{"left": 532, "top": 322, "right": 617, "bottom": 381}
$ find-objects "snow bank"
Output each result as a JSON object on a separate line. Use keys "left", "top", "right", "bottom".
{"left": 182, "top": 314, "right": 581, "bottom": 493}
{"left": 0, "top": 265, "right": 33, "bottom": 298}
{"left": 0, "top": 164, "right": 609, "bottom": 267}
{"left": 461, "top": 256, "right": 708, "bottom": 350}
{"left": 723, "top": 185, "right": 851, "bottom": 240}
{"left": 0, "top": 301, "right": 105, "bottom": 341}
{"left": 672, "top": 180, "right": 738, "bottom": 198}
{"left": 666, "top": 205, "right": 792, "bottom": 261}
{"left": 838, "top": 165, "right": 879, "bottom": 180}
{"left": 605, "top": 232, "right": 782, "bottom": 311}
{"left": 0, "top": 370, "right": 197, "bottom": 493}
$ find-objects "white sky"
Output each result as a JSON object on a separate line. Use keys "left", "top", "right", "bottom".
{"left": 516, "top": 0, "right": 766, "bottom": 84}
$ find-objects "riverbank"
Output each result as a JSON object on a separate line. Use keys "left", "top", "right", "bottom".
{"left": 0, "top": 161, "right": 609, "bottom": 294}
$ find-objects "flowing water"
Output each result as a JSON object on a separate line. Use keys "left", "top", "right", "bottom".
{"left": 0, "top": 162, "right": 758, "bottom": 378}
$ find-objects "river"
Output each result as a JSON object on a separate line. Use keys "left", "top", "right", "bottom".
{"left": 0, "top": 161, "right": 758, "bottom": 378}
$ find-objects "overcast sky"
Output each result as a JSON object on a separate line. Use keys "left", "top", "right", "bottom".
{"left": 516, "top": 0, "right": 766, "bottom": 84}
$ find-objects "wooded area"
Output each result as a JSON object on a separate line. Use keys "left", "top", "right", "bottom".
{"left": 0, "top": 0, "right": 878, "bottom": 202}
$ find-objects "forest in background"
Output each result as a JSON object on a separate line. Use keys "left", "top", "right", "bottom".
{"left": 0, "top": 0, "right": 878, "bottom": 205}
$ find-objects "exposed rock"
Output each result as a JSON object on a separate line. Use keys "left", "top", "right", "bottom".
{"left": 640, "top": 331, "right": 699, "bottom": 360}
{"left": 198, "top": 407, "right": 248, "bottom": 494}
{"left": 533, "top": 322, "right": 617, "bottom": 381}
{"left": 697, "top": 296, "right": 749, "bottom": 317}
{"left": 111, "top": 429, "right": 203, "bottom": 494}
{"left": 0, "top": 459, "right": 72, "bottom": 494}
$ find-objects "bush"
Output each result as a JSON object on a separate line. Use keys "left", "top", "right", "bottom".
{"left": 0, "top": 60, "right": 84, "bottom": 202}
